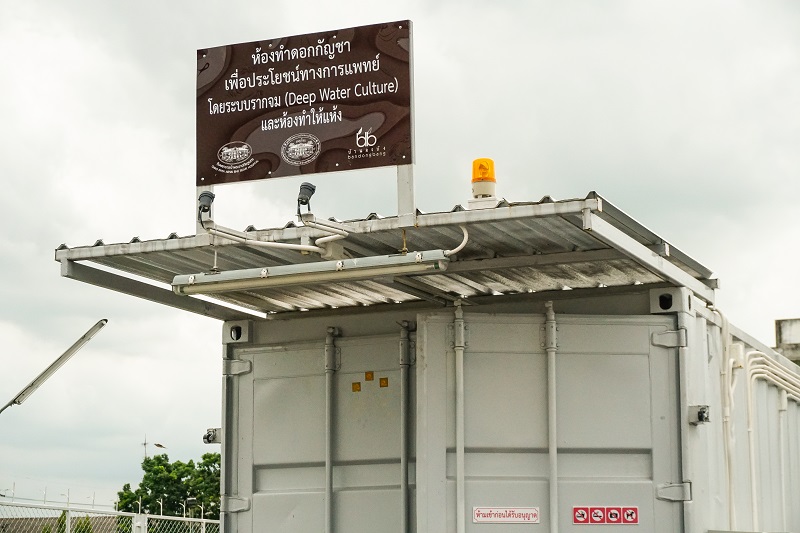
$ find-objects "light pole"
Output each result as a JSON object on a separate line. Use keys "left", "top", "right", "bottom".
{"left": 157, "top": 498, "right": 163, "bottom": 516}
{"left": 179, "top": 502, "right": 186, "bottom": 518}
{"left": 136, "top": 497, "right": 142, "bottom": 514}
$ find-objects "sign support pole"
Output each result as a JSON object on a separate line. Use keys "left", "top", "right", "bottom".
{"left": 397, "top": 164, "right": 416, "bottom": 227}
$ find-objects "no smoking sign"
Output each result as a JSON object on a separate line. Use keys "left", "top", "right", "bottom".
{"left": 572, "top": 505, "right": 639, "bottom": 525}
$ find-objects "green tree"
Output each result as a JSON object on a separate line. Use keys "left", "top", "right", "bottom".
{"left": 74, "top": 516, "right": 93, "bottom": 533}
{"left": 117, "top": 453, "right": 220, "bottom": 520}
{"left": 56, "top": 511, "right": 66, "bottom": 533}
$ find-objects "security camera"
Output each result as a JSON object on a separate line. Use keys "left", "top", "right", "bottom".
{"left": 298, "top": 182, "right": 316, "bottom": 206}
{"left": 198, "top": 191, "right": 215, "bottom": 213}
{"left": 297, "top": 182, "right": 316, "bottom": 216}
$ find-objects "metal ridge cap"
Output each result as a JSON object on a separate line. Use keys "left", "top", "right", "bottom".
{"left": 221, "top": 197, "right": 602, "bottom": 238}
{"left": 53, "top": 195, "right": 603, "bottom": 260}
{"left": 55, "top": 233, "right": 214, "bottom": 261}
{"left": 412, "top": 197, "right": 602, "bottom": 227}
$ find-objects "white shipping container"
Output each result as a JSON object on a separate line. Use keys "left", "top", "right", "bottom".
{"left": 214, "top": 288, "right": 800, "bottom": 533}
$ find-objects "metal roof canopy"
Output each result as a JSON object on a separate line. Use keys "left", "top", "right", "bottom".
{"left": 55, "top": 192, "right": 717, "bottom": 321}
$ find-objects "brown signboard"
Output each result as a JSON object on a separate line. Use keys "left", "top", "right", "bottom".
{"left": 196, "top": 20, "right": 413, "bottom": 186}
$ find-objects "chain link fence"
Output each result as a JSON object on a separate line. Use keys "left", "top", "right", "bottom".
{"left": 0, "top": 502, "right": 219, "bottom": 533}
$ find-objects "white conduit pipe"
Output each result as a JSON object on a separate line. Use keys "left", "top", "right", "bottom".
{"left": 444, "top": 226, "right": 469, "bottom": 257}
{"left": 324, "top": 327, "right": 340, "bottom": 533}
{"left": 301, "top": 219, "right": 349, "bottom": 247}
{"left": 675, "top": 311, "right": 694, "bottom": 532}
{"left": 454, "top": 302, "right": 466, "bottom": 533}
{"left": 205, "top": 225, "right": 325, "bottom": 254}
{"left": 744, "top": 350, "right": 800, "bottom": 531}
{"left": 779, "top": 389, "right": 788, "bottom": 533}
{"left": 714, "top": 309, "right": 737, "bottom": 530}
{"left": 545, "top": 301, "right": 559, "bottom": 533}
{"left": 399, "top": 321, "right": 412, "bottom": 533}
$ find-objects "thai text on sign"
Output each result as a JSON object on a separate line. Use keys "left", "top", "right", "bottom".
{"left": 196, "top": 20, "right": 413, "bottom": 185}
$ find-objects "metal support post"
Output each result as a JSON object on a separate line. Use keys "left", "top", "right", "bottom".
{"left": 397, "top": 165, "right": 416, "bottom": 228}
{"left": 545, "top": 301, "right": 559, "bottom": 533}
{"left": 399, "top": 321, "right": 413, "bottom": 533}
{"left": 453, "top": 302, "right": 466, "bottom": 533}
{"left": 325, "top": 327, "right": 340, "bottom": 533}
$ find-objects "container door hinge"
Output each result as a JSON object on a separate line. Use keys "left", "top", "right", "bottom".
{"left": 652, "top": 329, "right": 687, "bottom": 348}
{"left": 223, "top": 359, "right": 252, "bottom": 376}
{"left": 656, "top": 481, "right": 692, "bottom": 502}
{"left": 220, "top": 496, "right": 251, "bottom": 513}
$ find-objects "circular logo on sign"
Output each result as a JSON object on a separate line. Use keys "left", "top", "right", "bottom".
{"left": 281, "top": 133, "right": 321, "bottom": 166}
{"left": 217, "top": 141, "right": 252, "bottom": 164}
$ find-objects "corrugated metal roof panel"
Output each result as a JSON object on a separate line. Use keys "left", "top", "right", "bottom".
{"left": 55, "top": 193, "right": 717, "bottom": 317}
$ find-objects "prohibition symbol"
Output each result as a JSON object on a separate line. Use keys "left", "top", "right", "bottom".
{"left": 573, "top": 507, "right": 589, "bottom": 524}
{"left": 622, "top": 507, "right": 639, "bottom": 524}
{"left": 606, "top": 507, "right": 621, "bottom": 523}
{"left": 589, "top": 507, "right": 605, "bottom": 524}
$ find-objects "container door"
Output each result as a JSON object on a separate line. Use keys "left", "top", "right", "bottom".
{"left": 224, "top": 332, "right": 412, "bottom": 533}
{"left": 415, "top": 312, "right": 683, "bottom": 532}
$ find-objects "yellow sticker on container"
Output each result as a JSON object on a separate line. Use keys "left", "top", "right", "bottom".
{"left": 365, "top": 371, "right": 374, "bottom": 381}
{"left": 379, "top": 377, "right": 389, "bottom": 388}
{"left": 352, "top": 382, "right": 361, "bottom": 392}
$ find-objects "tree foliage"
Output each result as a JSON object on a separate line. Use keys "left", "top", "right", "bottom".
{"left": 42, "top": 511, "right": 93, "bottom": 533}
{"left": 117, "top": 453, "right": 220, "bottom": 519}
{"left": 74, "top": 516, "right": 93, "bottom": 533}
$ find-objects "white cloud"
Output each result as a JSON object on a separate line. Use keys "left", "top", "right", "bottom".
{"left": 1, "top": 0, "right": 799, "bottom": 508}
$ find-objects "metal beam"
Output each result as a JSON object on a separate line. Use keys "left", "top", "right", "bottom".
{"left": 581, "top": 210, "right": 716, "bottom": 303}
{"left": 60, "top": 260, "right": 254, "bottom": 321}
{"left": 445, "top": 248, "right": 626, "bottom": 274}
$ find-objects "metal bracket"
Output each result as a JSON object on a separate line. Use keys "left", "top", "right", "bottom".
{"left": 651, "top": 329, "right": 688, "bottom": 348}
{"left": 203, "top": 427, "right": 222, "bottom": 444}
{"left": 688, "top": 405, "right": 711, "bottom": 425}
{"left": 325, "top": 347, "right": 342, "bottom": 371}
{"left": 220, "top": 496, "right": 251, "bottom": 513}
{"left": 539, "top": 325, "right": 560, "bottom": 350}
{"left": 222, "top": 359, "right": 252, "bottom": 376}
{"left": 656, "top": 481, "right": 692, "bottom": 502}
{"left": 447, "top": 324, "right": 469, "bottom": 349}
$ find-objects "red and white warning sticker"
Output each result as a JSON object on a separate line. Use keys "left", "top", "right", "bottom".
{"left": 573, "top": 507, "right": 590, "bottom": 524}
{"left": 573, "top": 506, "right": 639, "bottom": 525}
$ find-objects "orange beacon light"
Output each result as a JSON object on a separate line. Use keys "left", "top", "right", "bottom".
{"left": 471, "top": 158, "right": 496, "bottom": 198}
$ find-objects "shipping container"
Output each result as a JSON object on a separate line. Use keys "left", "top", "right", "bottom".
{"left": 56, "top": 191, "right": 800, "bottom": 533}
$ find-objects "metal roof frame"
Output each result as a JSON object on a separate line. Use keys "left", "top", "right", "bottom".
{"left": 55, "top": 193, "right": 717, "bottom": 321}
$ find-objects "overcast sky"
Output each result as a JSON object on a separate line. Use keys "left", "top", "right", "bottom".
{"left": 1, "top": 0, "right": 798, "bottom": 510}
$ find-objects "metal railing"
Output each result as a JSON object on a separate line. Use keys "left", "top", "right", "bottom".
{"left": 0, "top": 502, "right": 219, "bottom": 533}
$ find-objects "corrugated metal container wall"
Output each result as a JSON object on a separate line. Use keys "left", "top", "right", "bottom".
{"left": 217, "top": 288, "right": 800, "bottom": 533}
